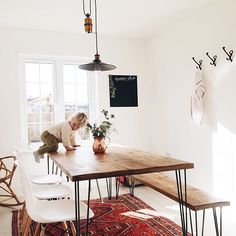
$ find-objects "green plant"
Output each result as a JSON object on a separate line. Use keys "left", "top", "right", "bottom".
{"left": 87, "top": 110, "right": 115, "bottom": 138}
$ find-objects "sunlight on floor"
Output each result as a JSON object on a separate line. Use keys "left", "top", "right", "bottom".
{"left": 121, "top": 207, "right": 179, "bottom": 220}
{"left": 122, "top": 210, "right": 154, "bottom": 219}
{"left": 138, "top": 208, "right": 176, "bottom": 220}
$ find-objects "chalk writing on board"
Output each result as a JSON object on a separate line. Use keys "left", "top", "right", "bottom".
{"left": 109, "top": 75, "right": 138, "bottom": 107}
{"left": 114, "top": 76, "right": 136, "bottom": 81}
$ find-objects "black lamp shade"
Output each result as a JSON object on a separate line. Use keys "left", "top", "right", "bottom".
{"left": 79, "top": 54, "right": 116, "bottom": 71}
{"left": 79, "top": 61, "right": 116, "bottom": 71}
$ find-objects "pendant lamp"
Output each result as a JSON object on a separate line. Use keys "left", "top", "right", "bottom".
{"left": 79, "top": 0, "right": 116, "bottom": 71}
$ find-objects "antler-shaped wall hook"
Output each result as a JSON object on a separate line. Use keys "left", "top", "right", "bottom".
{"left": 192, "top": 57, "right": 202, "bottom": 70}
{"left": 222, "top": 46, "right": 233, "bottom": 62}
{"left": 206, "top": 52, "right": 217, "bottom": 66}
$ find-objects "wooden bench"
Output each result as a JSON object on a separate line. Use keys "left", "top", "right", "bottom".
{"left": 131, "top": 173, "right": 230, "bottom": 236}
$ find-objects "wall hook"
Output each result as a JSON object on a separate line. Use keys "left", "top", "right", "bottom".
{"left": 192, "top": 57, "right": 202, "bottom": 70}
{"left": 222, "top": 46, "right": 233, "bottom": 62}
{"left": 206, "top": 52, "right": 217, "bottom": 66}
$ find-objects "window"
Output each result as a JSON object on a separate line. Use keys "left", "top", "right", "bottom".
{"left": 21, "top": 56, "right": 98, "bottom": 145}
{"left": 63, "top": 65, "right": 89, "bottom": 119}
{"left": 25, "top": 62, "right": 55, "bottom": 143}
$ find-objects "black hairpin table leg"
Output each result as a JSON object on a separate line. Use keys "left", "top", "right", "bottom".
{"left": 75, "top": 181, "right": 80, "bottom": 236}
{"left": 86, "top": 180, "right": 91, "bottom": 235}
{"left": 115, "top": 177, "right": 120, "bottom": 199}
{"left": 176, "top": 169, "right": 188, "bottom": 236}
{"left": 106, "top": 177, "right": 112, "bottom": 199}
{"left": 47, "top": 155, "right": 50, "bottom": 174}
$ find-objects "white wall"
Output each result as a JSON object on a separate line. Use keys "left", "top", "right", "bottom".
{"left": 1, "top": 0, "right": 236, "bottom": 202}
{"left": 0, "top": 27, "right": 152, "bottom": 155}
{"left": 148, "top": 0, "right": 236, "bottom": 200}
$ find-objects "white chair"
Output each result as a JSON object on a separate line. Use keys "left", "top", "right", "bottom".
{"left": 13, "top": 151, "right": 65, "bottom": 185}
{"left": 29, "top": 174, "right": 63, "bottom": 185}
{"left": 18, "top": 161, "right": 94, "bottom": 236}
{"left": 31, "top": 184, "right": 72, "bottom": 200}
{"left": 13, "top": 151, "right": 72, "bottom": 201}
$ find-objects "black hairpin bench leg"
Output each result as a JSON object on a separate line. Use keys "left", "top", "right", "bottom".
{"left": 176, "top": 169, "right": 188, "bottom": 236}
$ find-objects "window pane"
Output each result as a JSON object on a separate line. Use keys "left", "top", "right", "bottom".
{"left": 25, "top": 62, "right": 55, "bottom": 144}
{"left": 65, "top": 104, "right": 76, "bottom": 112}
{"left": 65, "top": 112, "right": 73, "bottom": 120}
{"left": 76, "top": 84, "right": 88, "bottom": 104}
{"left": 26, "top": 84, "right": 40, "bottom": 100}
{"left": 77, "top": 70, "right": 87, "bottom": 83}
{"left": 63, "top": 65, "right": 76, "bottom": 83}
{"left": 25, "top": 63, "right": 39, "bottom": 82}
{"left": 65, "top": 104, "right": 76, "bottom": 120}
{"left": 42, "top": 123, "right": 54, "bottom": 132}
{"left": 64, "top": 84, "right": 76, "bottom": 103}
{"left": 63, "top": 65, "right": 89, "bottom": 132}
{"left": 42, "top": 112, "right": 54, "bottom": 123}
{"left": 28, "top": 112, "right": 40, "bottom": 123}
{"left": 40, "top": 64, "right": 53, "bottom": 83}
{"left": 41, "top": 104, "right": 53, "bottom": 112}
{"left": 76, "top": 105, "right": 89, "bottom": 113}
{"left": 27, "top": 105, "right": 40, "bottom": 113}
{"left": 28, "top": 124, "right": 41, "bottom": 142}
{"left": 40, "top": 84, "right": 53, "bottom": 103}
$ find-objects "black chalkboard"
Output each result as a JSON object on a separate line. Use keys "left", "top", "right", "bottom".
{"left": 109, "top": 75, "right": 138, "bottom": 107}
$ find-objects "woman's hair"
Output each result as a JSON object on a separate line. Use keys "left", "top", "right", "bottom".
{"left": 70, "top": 112, "right": 88, "bottom": 127}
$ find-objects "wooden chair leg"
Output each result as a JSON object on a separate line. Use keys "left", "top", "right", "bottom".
{"left": 19, "top": 203, "right": 26, "bottom": 231}
{"left": 23, "top": 216, "right": 32, "bottom": 236}
{"left": 61, "top": 221, "right": 70, "bottom": 236}
{"left": 33, "top": 223, "right": 41, "bottom": 236}
{"left": 39, "top": 224, "right": 46, "bottom": 236}
{"left": 21, "top": 207, "right": 30, "bottom": 235}
{"left": 70, "top": 221, "right": 76, "bottom": 236}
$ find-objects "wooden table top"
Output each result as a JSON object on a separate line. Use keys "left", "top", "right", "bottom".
{"left": 48, "top": 144, "right": 194, "bottom": 181}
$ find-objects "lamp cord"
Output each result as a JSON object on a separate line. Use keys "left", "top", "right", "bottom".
{"left": 94, "top": 0, "right": 99, "bottom": 55}
{"left": 82, "top": 0, "right": 99, "bottom": 56}
{"left": 82, "top": 0, "right": 92, "bottom": 17}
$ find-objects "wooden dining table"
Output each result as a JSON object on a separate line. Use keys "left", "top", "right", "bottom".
{"left": 48, "top": 144, "right": 194, "bottom": 236}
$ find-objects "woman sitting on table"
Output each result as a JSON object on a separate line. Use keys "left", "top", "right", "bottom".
{"left": 33, "top": 112, "right": 87, "bottom": 162}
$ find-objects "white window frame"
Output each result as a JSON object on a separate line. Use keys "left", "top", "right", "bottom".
{"left": 19, "top": 54, "right": 98, "bottom": 148}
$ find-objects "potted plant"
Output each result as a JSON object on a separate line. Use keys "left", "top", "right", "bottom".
{"left": 87, "top": 109, "right": 115, "bottom": 154}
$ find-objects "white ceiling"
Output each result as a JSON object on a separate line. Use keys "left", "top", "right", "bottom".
{"left": 0, "top": 0, "right": 213, "bottom": 38}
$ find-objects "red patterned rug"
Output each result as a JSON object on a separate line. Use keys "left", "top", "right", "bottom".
{"left": 12, "top": 194, "right": 189, "bottom": 235}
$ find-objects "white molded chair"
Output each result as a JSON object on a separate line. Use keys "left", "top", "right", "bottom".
{"left": 31, "top": 184, "right": 72, "bottom": 200}
{"left": 18, "top": 161, "right": 94, "bottom": 236}
{"left": 13, "top": 151, "right": 72, "bottom": 201}
{"left": 13, "top": 150, "right": 65, "bottom": 185}
{"left": 29, "top": 174, "right": 63, "bottom": 185}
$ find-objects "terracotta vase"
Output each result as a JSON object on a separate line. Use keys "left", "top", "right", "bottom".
{"left": 92, "top": 136, "right": 110, "bottom": 154}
